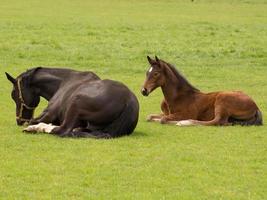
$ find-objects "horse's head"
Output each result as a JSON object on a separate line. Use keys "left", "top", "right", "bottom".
{"left": 141, "top": 56, "right": 166, "bottom": 96}
{"left": 5, "top": 69, "right": 41, "bottom": 126}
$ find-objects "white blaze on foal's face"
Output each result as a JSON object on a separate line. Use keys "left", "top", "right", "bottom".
{"left": 148, "top": 67, "right": 153, "bottom": 73}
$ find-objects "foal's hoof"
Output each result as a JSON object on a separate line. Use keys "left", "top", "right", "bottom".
{"left": 146, "top": 115, "right": 153, "bottom": 122}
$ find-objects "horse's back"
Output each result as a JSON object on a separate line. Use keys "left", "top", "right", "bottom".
{"left": 68, "top": 79, "right": 138, "bottom": 126}
{"left": 75, "top": 79, "right": 133, "bottom": 102}
{"left": 215, "top": 91, "right": 259, "bottom": 110}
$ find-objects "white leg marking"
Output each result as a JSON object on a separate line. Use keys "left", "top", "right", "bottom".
{"left": 24, "top": 123, "right": 58, "bottom": 133}
{"left": 176, "top": 120, "right": 195, "bottom": 126}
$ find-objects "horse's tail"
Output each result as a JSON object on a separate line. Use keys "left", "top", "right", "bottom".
{"left": 232, "top": 109, "right": 263, "bottom": 126}
{"left": 64, "top": 94, "right": 139, "bottom": 138}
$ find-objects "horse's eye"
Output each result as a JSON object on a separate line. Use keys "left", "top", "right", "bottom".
{"left": 153, "top": 72, "right": 159, "bottom": 77}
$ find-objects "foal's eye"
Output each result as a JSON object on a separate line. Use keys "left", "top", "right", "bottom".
{"left": 153, "top": 72, "right": 159, "bottom": 77}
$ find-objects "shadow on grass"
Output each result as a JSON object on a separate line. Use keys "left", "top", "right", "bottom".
{"left": 131, "top": 131, "right": 148, "bottom": 138}
{"left": 22, "top": 130, "right": 149, "bottom": 139}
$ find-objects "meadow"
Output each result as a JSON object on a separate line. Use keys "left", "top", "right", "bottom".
{"left": 0, "top": 0, "right": 267, "bottom": 199}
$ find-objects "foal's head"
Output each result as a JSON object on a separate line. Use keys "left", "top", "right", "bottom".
{"left": 141, "top": 56, "right": 199, "bottom": 96}
{"left": 141, "top": 56, "right": 168, "bottom": 96}
{"left": 5, "top": 68, "right": 41, "bottom": 125}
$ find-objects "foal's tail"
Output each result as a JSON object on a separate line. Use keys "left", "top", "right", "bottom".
{"left": 232, "top": 109, "right": 263, "bottom": 126}
{"left": 64, "top": 94, "right": 139, "bottom": 138}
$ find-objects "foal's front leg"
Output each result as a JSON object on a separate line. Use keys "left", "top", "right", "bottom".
{"left": 147, "top": 113, "right": 164, "bottom": 122}
{"left": 159, "top": 114, "right": 181, "bottom": 125}
{"left": 159, "top": 112, "right": 196, "bottom": 125}
{"left": 147, "top": 99, "right": 170, "bottom": 122}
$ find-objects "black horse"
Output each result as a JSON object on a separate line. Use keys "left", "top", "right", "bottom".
{"left": 5, "top": 67, "right": 139, "bottom": 138}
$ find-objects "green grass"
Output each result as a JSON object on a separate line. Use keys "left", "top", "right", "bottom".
{"left": 0, "top": 0, "right": 267, "bottom": 199}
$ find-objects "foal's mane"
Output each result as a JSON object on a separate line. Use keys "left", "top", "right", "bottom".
{"left": 161, "top": 60, "right": 199, "bottom": 92}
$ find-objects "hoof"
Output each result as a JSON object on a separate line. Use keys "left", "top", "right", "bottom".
{"left": 146, "top": 115, "right": 154, "bottom": 122}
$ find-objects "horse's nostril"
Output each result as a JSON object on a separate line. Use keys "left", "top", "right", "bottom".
{"left": 141, "top": 88, "right": 148, "bottom": 96}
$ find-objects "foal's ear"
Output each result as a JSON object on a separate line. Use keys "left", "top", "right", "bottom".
{"left": 5, "top": 72, "right": 16, "bottom": 84}
{"left": 155, "top": 56, "right": 160, "bottom": 62}
{"left": 147, "top": 56, "right": 154, "bottom": 65}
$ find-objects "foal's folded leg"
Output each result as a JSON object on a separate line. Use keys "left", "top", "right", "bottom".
{"left": 176, "top": 106, "right": 229, "bottom": 126}
{"left": 147, "top": 113, "right": 164, "bottom": 122}
{"left": 159, "top": 113, "right": 184, "bottom": 124}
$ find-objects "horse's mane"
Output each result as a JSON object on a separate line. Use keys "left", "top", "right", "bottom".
{"left": 17, "top": 67, "right": 43, "bottom": 87}
{"left": 161, "top": 60, "right": 199, "bottom": 92}
{"left": 18, "top": 67, "right": 42, "bottom": 79}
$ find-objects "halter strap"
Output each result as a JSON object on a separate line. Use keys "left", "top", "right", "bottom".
{"left": 17, "top": 78, "right": 36, "bottom": 122}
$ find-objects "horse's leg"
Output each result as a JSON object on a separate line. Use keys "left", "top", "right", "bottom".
{"left": 24, "top": 106, "right": 59, "bottom": 133}
{"left": 147, "top": 99, "right": 169, "bottom": 122}
{"left": 50, "top": 103, "right": 80, "bottom": 137}
{"left": 30, "top": 100, "right": 60, "bottom": 125}
{"left": 161, "top": 99, "right": 170, "bottom": 115}
{"left": 29, "top": 108, "right": 49, "bottom": 124}
{"left": 159, "top": 113, "right": 185, "bottom": 125}
{"left": 30, "top": 109, "right": 57, "bottom": 125}
{"left": 176, "top": 106, "right": 229, "bottom": 126}
{"left": 177, "top": 92, "right": 261, "bottom": 126}
{"left": 23, "top": 122, "right": 59, "bottom": 133}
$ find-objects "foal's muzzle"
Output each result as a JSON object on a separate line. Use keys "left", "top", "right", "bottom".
{"left": 141, "top": 88, "right": 149, "bottom": 96}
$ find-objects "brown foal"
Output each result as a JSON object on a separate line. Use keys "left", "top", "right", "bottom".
{"left": 141, "top": 56, "right": 262, "bottom": 126}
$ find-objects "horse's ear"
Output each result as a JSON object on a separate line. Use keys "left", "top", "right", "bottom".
{"left": 155, "top": 56, "right": 160, "bottom": 62}
{"left": 5, "top": 72, "right": 16, "bottom": 84}
{"left": 147, "top": 56, "right": 154, "bottom": 65}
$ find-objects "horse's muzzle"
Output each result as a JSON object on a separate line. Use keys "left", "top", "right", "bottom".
{"left": 17, "top": 119, "right": 24, "bottom": 126}
{"left": 141, "top": 88, "right": 149, "bottom": 96}
{"left": 16, "top": 118, "right": 30, "bottom": 126}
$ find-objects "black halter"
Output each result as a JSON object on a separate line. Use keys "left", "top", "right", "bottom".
{"left": 16, "top": 78, "right": 36, "bottom": 123}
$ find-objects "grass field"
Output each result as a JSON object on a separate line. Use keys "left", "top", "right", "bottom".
{"left": 0, "top": 0, "right": 267, "bottom": 199}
